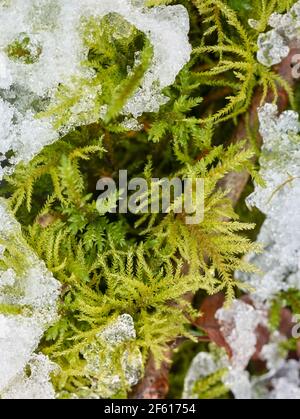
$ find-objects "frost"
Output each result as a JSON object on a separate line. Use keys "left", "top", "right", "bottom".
{"left": 0, "top": 98, "right": 57, "bottom": 180}
{"left": 0, "top": 0, "right": 191, "bottom": 180}
{"left": 82, "top": 314, "right": 143, "bottom": 398}
{"left": 0, "top": 0, "right": 191, "bottom": 99}
{"left": 271, "top": 379, "right": 300, "bottom": 399}
{"left": 184, "top": 301, "right": 297, "bottom": 399}
{"left": 257, "top": 1, "right": 300, "bottom": 66}
{"left": 215, "top": 300, "right": 267, "bottom": 399}
{"left": 254, "top": 357, "right": 300, "bottom": 400}
{"left": 242, "top": 104, "right": 300, "bottom": 301}
{"left": 248, "top": 19, "right": 260, "bottom": 30}
{"left": 0, "top": 198, "right": 60, "bottom": 399}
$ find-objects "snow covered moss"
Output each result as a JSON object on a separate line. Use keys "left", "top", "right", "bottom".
{"left": 184, "top": 308, "right": 300, "bottom": 399}
{"left": 183, "top": 348, "right": 229, "bottom": 399}
{"left": 81, "top": 314, "right": 143, "bottom": 399}
{"left": 184, "top": 103, "right": 300, "bottom": 400}
{"left": 0, "top": 0, "right": 191, "bottom": 180}
{"left": 185, "top": 351, "right": 300, "bottom": 399}
{"left": 0, "top": 198, "right": 60, "bottom": 399}
{"left": 256, "top": 0, "right": 300, "bottom": 66}
{"left": 184, "top": 301, "right": 267, "bottom": 400}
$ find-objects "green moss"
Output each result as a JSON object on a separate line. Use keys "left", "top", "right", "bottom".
{"left": 168, "top": 341, "right": 208, "bottom": 398}
{"left": 1, "top": 0, "right": 297, "bottom": 398}
{"left": 6, "top": 33, "right": 42, "bottom": 64}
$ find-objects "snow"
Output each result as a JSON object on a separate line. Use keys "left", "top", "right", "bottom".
{"left": 0, "top": 199, "right": 60, "bottom": 398}
{"left": 243, "top": 104, "right": 300, "bottom": 301}
{"left": 256, "top": 1, "right": 300, "bottom": 66}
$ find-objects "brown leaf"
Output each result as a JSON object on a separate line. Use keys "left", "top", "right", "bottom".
{"left": 37, "top": 213, "right": 57, "bottom": 228}
{"left": 279, "top": 308, "right": 294, "bottom": 338}
{"left": 195, "top": 293, "right": 232, "bottom": 356}
{"left": 252, "top": 324, "right": 270, "bottom": 361}
{"left": 130, "top": 353, "right": 170, "bottom": 399}
{"left": 196, "top": 294, "right": 271, "bottom": 361}
{"left": 297, "top": 341, "right": 300, "bottom": 359}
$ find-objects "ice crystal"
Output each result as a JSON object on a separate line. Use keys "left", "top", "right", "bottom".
{"left": 0, "top": 198, "right": 60, "bottom": 398}
{"left": 216, "top": 300, "right": 267, "bottom": 399}
{"left": 243, "top": 104, "right": 300, "bottom": 301}
{"left": 0, "top": 98, "right": 57, "bottom": 180}
{"left": 122, "top": 117, "right": 143, "bottom": 131}
{"left": 0, "top": 0, "right": 191, "bottom": 180}
{"left": 183, "top": 300, "right": 299, "bottom": 399}
{"left": 82, "top": 314, "right": 143, "bottom": 398}
{"left": 0, "top": 268, "right": 16, "bottom": 288}
{"left": 257, "top": 1, "right": 300, "bottom": 66}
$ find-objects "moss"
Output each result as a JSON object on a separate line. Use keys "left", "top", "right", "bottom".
{"left": 6, "top": 33, "right": 42, "bottom": 64}
{"left": 1, "top": 0, "right": 298, "bottom": 399}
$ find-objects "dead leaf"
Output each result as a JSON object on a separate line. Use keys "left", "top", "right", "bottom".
{"left": 195, "top": 293, "right": 232, "bottom": 356}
